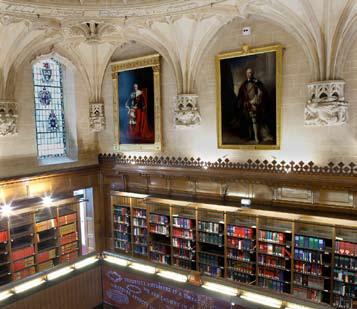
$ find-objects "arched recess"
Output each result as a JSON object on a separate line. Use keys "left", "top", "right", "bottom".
{"left": 30, "top": 50, "right": 81, "bottom": 163}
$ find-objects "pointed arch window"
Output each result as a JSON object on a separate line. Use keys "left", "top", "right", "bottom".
{"left": 32, "top": 58, "right": 66, "bottom": 159}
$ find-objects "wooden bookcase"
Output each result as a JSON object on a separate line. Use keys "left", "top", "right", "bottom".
{"left": 0, "top": 195, "right": 82, "bottom": 285}
{"left": 110, "top": 191, "right": 357, "bottom": 308}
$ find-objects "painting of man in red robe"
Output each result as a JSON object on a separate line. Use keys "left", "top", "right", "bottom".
{"left": 125, "top": 83, "right": 154, "bottom": 141}
{"left": 118, "top": 66, "right": 155, "bottom": 144}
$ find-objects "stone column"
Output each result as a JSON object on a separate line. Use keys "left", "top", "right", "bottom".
{"left": 305, "top": 80, "right": 348, "bottom": 126}
{"left": 0, "top": 101, "right": 18, "bottom": 136}
{"left": 174, "top": 94, "right": 201, "bottom": 127}
{"left": 89, "top": 102, "right": 105, "bottom": 132}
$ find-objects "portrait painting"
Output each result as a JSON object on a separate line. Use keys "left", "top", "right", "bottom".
{"left": 216, "top": 45, "right": 282, "bottom": 149}
{"left": 111, "top": 54, "right": 161, "bottom": 151}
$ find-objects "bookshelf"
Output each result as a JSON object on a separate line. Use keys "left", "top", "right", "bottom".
{"left": 0, "top": 195, "right": 83, "bottom": 285}
{"left": 110, "top": 191, "right": 357, "bottom": 307}
{"left": 333, "top": 227, "right": 357, "bottom": 309}
{"left": 148, "top": 201, "right": 171, "bottom": 266}
{"left": 171, "top": 204, "right": 196, "bottom": 271}
{"left": 226, "top": 214, "right": 256, "bottom": 285}
{"left": 257, "top": 218, "right": 292, "bottom": 294}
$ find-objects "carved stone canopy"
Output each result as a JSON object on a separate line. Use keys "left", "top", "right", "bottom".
{"left": 174, "top": 94, "right": 201, "bottom": 127}
{"left": 89, "top": 102, "right": 105, "bottom": 132}
{"left": 305, "top": 80, "right": 348, "bottom": 126}
{"left": 0, "top": 101, "right": 18, "bottom": 136}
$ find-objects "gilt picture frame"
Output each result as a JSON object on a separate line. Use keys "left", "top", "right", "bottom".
{"left": 111, "top": 54, "right": 161, "bottom": 151}
{"left": 216, "top": 44, "right": 282, "bottom": 150}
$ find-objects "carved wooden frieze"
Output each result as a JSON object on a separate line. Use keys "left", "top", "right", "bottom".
{"left": 99, "top": 154, "right": 357, "bottom": 176}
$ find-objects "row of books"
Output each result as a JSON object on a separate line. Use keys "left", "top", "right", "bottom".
{"left": 294, "top": 273, "right": 325, "bottom": 290}
{"left": 172, "top": 217, "right": 194, "bottom": 229}
{"left": 199, "top": 263, "right": 223, "bottom": 278}
{"left": 114, "top": 206, "right": 130, "bottom": 216}
{"left": 150, "top": 252, "right": 170, "bottom": 264}
{"left": 259, "top": 243, "right": 287, "bottom": 257}
{"left": 334, "top": 269, "right": 357, "bottom": 283}
{"left": 173, "top": 248, "right": 195, "bottom": 260}
{"left": 333, "top": 295, "right": 355, "bottom": 309}
{"left": 228, "top": 249, "right": 251, "bottom": 262}
{"left": 227, "top": 238, "right": 252, "bottom": 250}
{"left": 227, "top": 225, "right": 254, "bottom": 238}
{"left": 199, "top": 232, "right": 223, "bottom": 246}
{"left": 259, "top": 230, "right": 286, "bottom": 244}
{"left": 150, "top": 225, "right": 169, "bottom": 236}
{"left": 228, "top": 270, "right": 254, "bottom": 284}
{"left": 133, "top": 218, "right": 146, "bottom": 227}
{"left": 133, "top": 245, "right": 147, "bottom": 256}
{"left": 295, "top": 235, "right": 326, "bottom": 251}
{"left": 150, "top": 214, "right": 169, "bottom": 225}
{"left": 172, "top": 227, "right": 193, "bottom": 239}
{"left": 199, "top": 253, "right": 223, "bottom": 267}
{"left": 259, "top": 277, "right": 285, "bottom": 293}
{"left": 334, "top": 281, "right": 357, "bottom": 297}
{"left": 114, "top": 215, "right": 130, "bottom": 225}
{"left": 133, "top": 209, "right": 146, "bottom": 218}
{"left": 227, "top": 260, "right": 254, "bottom": 274}
{"left": 172, "top": 238, "right": 193, "bottom": 249}
{"left": 294, "top": 249, "right": 325, "bottom": 264}
{"left": 198, "top": 221, "right": 223, "bottom": 234}
{"left": 335, "top": 256, "right": 357, "bottom": 270}
{"left": 0, "top": 230, "right": 8, "bottom": 243}
{"left": 258, "top": 255, "right": 286, "bottom": 269}
{"left": 293, "top": 286, "right": 323, "bottom": 303}
{"left": 294, "top": 260, "right": 323, "bottom": 275}
{"left": 336, "top": 241, "right": 357, "bottom": 257}
{"left": 173, "top": 257, "right": 194, "bottom": 270}
{"left": 258, "top": 268, "right": 286, "bottom": 282}
{"left": 133, "top": 227, "right": 147, "bottom": 237}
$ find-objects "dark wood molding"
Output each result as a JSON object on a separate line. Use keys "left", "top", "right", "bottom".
{"left": 99, "top": 154, "right": 357, "bottom": 190}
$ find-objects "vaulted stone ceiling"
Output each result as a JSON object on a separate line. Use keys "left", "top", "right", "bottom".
{"left": 1, "top": 0, "right": 357, "bottom": 113}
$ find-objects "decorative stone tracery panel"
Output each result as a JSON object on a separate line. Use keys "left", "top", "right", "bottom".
{"left": 89, "top": 102, "right": 105, "bottom": 132}
{"left": 305, "top": 80, "right": 348, "bottom": 126}
{"left": 0, "top": 101, "right": 18, "bottom": 136}
{"left": 174, "top": 94, "right": 201, "bottom": 127}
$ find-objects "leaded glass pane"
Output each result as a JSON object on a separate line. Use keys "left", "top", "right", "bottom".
{"left": 32, "top": 59, "right": 66, "bottom": 159}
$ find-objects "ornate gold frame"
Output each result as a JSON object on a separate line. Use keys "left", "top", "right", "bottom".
{"left": 216, "top": 44, "right": 283, "bottom": 150}
{"left": 111, "top": 54, "right": 161, "bottom": 152}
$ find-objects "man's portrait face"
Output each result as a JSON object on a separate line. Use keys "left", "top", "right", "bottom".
{"left": 133, "top": 83, "right": 138, "bottom": 91}
{"left": 246, "top": 68, "right": 254, "bottom": 80}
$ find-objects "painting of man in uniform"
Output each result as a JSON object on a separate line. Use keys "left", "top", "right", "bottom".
{"left": 118, "top": 67, "right": 155, "bottom": 144}
{"left": 219, "top": 51, "right": 277, "bottom": 147}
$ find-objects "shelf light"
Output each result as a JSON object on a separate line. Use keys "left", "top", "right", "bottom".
{"left": 129, "top": 262, "right": 156, "bottom": 274}
{"left": 1, "top": 204, "right": 12, "bottom": 217}
{"left": 104, "top": 255, "right": 129, "bottom": 266}
{"left": 157, "top": 270, "right": 187, "bottom": 283}
{"left": 336, "top": 237, "right": 343, "bottom": 241}
{"left": 42, "top": 196, "right": 53, "bottom": 206}
{"left": 13, "top": 278, "right": 45, "bottom": 293}
{"left": 202, "top": 282, "right": 237, "bottom": 296}
{"left": 240, "top": 292, "right": 282, "bottom": 308}
{"left": 73, "top": 256, "right": 98, "bottom": 269}
{"left": 0, "top": 290, "right": 12, "bottom": 301}
{"left": 285, "top": 303, "right": 315, "bottom": 309}
{"left": 47, "top": 266, "right": 73, "bottom": 281}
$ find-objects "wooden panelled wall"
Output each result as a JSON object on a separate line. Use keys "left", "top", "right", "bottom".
{"left": 3, "top": 266, "right": 102, "bottom": 309}
{"left": 99, "top": 155, "right": 357, "bottom": 248}
{"left": 0, "top": 165, "right": 104, "bottom": 252}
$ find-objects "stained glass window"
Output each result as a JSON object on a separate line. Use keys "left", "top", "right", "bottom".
{"left": 32, "top": 59, "right": 66, "bottom": 159}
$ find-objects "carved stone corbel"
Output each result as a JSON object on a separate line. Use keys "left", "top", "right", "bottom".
{"left": 305, "top": 80, "right": 348, "bottom": 126}
{"left": 0, "top": 101, "right": 18, "bottom": 136}
{"left": 89, "top": 102, "right": 105, "bottom": 132}
{"left": 174, "top": 94, "right": 201, "bottom": 127}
